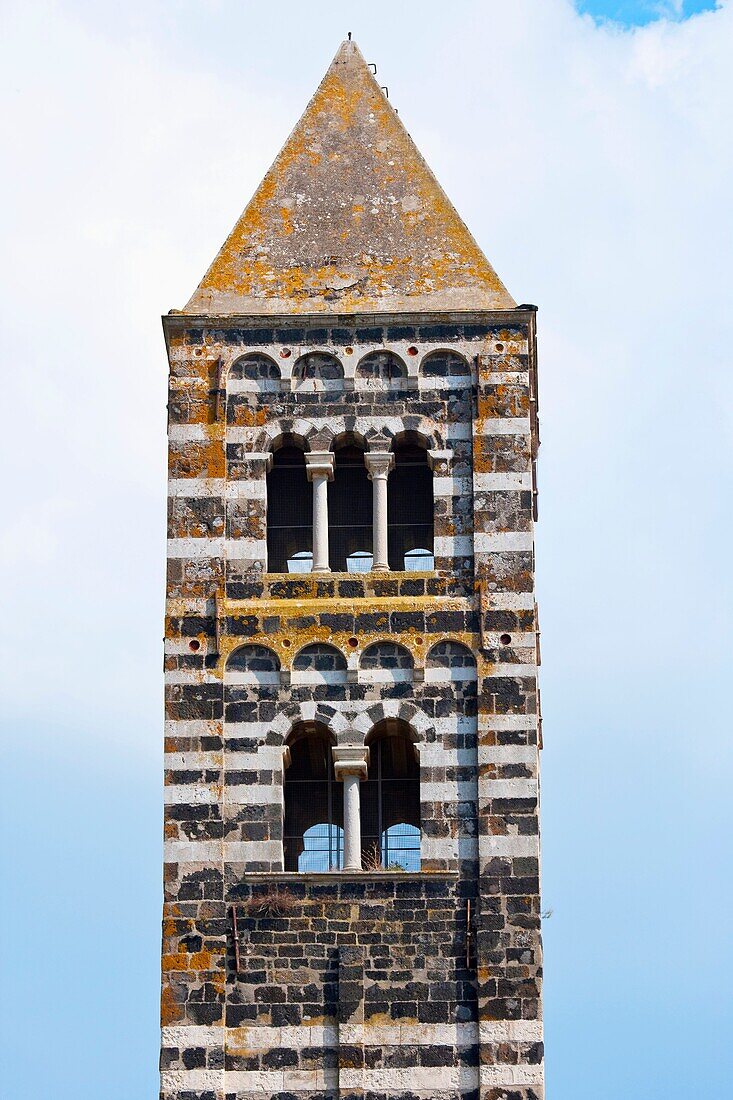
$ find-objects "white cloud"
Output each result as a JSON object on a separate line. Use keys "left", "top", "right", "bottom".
{"left": 1, "top": 3, "right": 732, "bottom": 1097}
{"left": 1, "top": 0, "right": 731, "bottom": 740}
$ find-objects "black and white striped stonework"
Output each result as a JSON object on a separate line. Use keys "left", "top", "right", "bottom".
{"left": 160, "top": 36, "right": 545, "bottom": 1097}
{"left": 162, "top": 312, "right": 543, "bottom": 1100}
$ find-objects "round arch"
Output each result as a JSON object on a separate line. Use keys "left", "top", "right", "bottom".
{"left": 266, "top": 438, "right": 311, "bottom": 573}
{"left": 252, "top": 417, "right": 443, "bottom": 454}
{"left": 225, "top": 644, "right": 281, "bottom": 684}
{"left": 284, "top": 718, "right": 336, "bottom": 748}
{"left": 425, "top": 640, "right": 477, "bottom": 670}
{"left": 419, "top": 349, "right": 471, "bottom": 380}
{"left": 388, "top": 434, "right": 434, "bottom": 571}
{"left": 292, "top": 643, "right": 348, "bottom": 677}
{"left": 228, "top": 352, "right": 282, "bottom": 388}
{"left": 355, "top": 350, "right": 408, "bottom": 385}
{"left": 352, "top": 702, "right": 432, "bottom": 743}
{"left": 359, "top": 641, "right": 414, "bottom": 672}
{"left": 292, "top": 351, "right": 344, "bottom": 390}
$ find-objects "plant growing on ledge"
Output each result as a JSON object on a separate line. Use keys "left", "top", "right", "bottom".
{"left": 244, "top": 886, "right": 297, "bottom": 917}
{"left": 362, "top": 843, "right": 383, "bottom": 872}
{"left": 362, "top": 844, "right": 406, "bottom": 873}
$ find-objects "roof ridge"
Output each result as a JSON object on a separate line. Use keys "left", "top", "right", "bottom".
{"left": 183, "top": 38, "right": 515, "bottom": 315}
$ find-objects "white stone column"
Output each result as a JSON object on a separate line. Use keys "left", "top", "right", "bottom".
{"left": 305, "top": 452, "right": 335, "bottom": 573}
{"left": 365, "top": 451, "right": 394, "bottom": 572}
{"left": 332, "top": 746, "right": 370, "bottom": 871}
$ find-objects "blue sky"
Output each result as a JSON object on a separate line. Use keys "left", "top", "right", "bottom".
{"left": 1, "top": 1, "right": 732, "bottom": 1097}
{"left": 579, "top": 0, "right": 718, "bottom": 23}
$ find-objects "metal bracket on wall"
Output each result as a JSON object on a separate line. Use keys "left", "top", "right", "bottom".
{"left": 478, "top": 580, "right": 489, "bottom": 651}
{"left": 466, "top": 898, "right": 474, "bottom": 970}
{"left": 213, "top": 594, "right": 221, "bottom": 657}
{"left": 213, "top": 356, "right": 225, "bottom": 421}
{"left": 230, "top": 905, "right": 241, "bottom": 974}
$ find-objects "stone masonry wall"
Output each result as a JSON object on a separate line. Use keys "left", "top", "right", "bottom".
{"left": 161, "top": 312, "right": 543, "bottom": 1100}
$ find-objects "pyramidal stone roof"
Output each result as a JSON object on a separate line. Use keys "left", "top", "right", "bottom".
{"left": 183, "top": 39, "right": 515, "bottom": 316}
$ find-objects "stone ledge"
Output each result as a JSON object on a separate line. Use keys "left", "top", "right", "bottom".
{"left": 240, "top": 870, "right": 460, "bottom": 882}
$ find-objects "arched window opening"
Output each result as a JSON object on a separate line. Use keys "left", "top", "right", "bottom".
{"left": 381, "top": 823, "right": 420, "bottom": 871}
{"left": 292, "top": 352, "right": 344, "bottom": 391}
{"left": 225, "top": 644, "right": 281, "bottom": 684}
{"left": 420, "top": 351, "right": 471, "bottom": 380}
{"left": 355, "top": 350, "right": 407, "bottom": 388}
{"left": 387, "top": 438, "right": 433, "bottom": 571}
{"left": 299, "top": 823, "right": 345, "bottom": 873}
{"left": 266, "top": 440, "right": 312, "bottom": 573}
{"left": 287, "top": 550, "right": 313, "bottom": 573}
{"left": 283, "top": 723, "right": 342, "bottom": 872}
{"left": 328, "top": 444, "right": 371, "bottom": 571}
{"left": 404, "top": 547, "right": 434, "bottom": 572}
{"left": 362, "top": 720, "right": 420, "bottom": 871}
{"left": 229, "top": 353, "right": 281, "bottom": 390}
{"left": 347, "top": 550, "right": 373, "bottom": 573}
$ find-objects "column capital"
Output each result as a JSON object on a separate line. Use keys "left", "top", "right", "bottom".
{"left": 365, "top": 451, "right": 394, "bottom": 481}
{"left": 332, "top": 745, "right": 370, "bottom": 781}
{"left": 305, "top": 451, "right": 335, "bottom": 482}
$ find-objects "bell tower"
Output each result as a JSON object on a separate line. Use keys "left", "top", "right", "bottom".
{"left": 161, "top": 38, "right": 544, "bottom": 1100}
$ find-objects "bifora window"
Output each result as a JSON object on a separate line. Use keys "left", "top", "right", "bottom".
{"left": 361, "top": 720, "right": 421, "bottom": 871}
{"left": 283, "top": 724, "right": 343, "bottom": 872}
{"left": 387, "top": 439, "right": 433, "bottom": 571}
{"left": 266, "top": 442, "right": 312, "bottom": 573}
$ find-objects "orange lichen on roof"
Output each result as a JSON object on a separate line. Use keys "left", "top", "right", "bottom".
{"left": 183, "top": 39, "right": 515, "bottom": 315}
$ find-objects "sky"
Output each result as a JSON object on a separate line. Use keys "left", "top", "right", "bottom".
{"left": 579, "top": 0, "right": 717, "bottom": 22}
{"left": 1, "top": 0, "right": 731, "bottom": 1096}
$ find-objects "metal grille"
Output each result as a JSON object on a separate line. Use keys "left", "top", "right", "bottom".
{"left": 380, "top": 822, "right": 421, "bottom": 871}
{"left": 283, "top": 734, "right": 343, "bottom": 871}
{"left": 387, "top": 445, "right": 433, "bottom": 570}
{"left": 266, "top": 446, "right": 312, "bottom": 573}
{"left": 289, "top": 823, "right": 344, "bottom": 872}
{"left": 328, "top": 446, "right": 372, "bottom": 570}
{"left": 361, "top": 735, "right": 420, "bottom": 871}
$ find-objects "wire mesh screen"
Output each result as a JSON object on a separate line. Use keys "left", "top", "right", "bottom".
{"left": 381, "top": 823, "right": 421, "bottom": 871}
{"left": 387, "top": 445, "right": 433, "bottom": 570}
{"left": 328, "top": 446, "right": 372, "bottom": 570}
{"left": 266, "top": 446, "right": 312, "bottom": 572}
{"left": 361, "top": 735, "right": 421, "bottom": 871}
{"left": 285, "top": 823, "right": 344, "bottom": 872}
{"left": 283, "top": 734, "right": 343, "bottom": 871}
{"left": 404, "top": 547, "right": 435, "bottom": 571}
